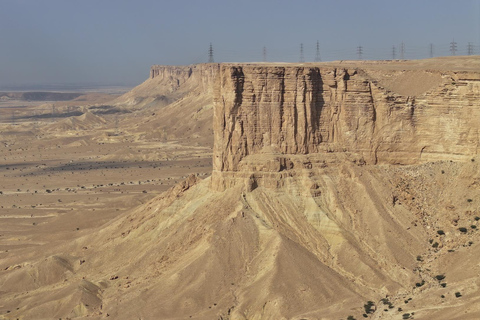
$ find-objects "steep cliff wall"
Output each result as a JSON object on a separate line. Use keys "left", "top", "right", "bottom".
{"left": 212, "top": 63, "right": 480, "bottom": 190}
{"left": 112, "top": 64, "right": 219, "bottom": 145}
{"left": 115, "top": 63, "right": 218, "bottom": 108}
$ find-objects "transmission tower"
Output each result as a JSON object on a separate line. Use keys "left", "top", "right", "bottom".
{"left": 429, "top": 43, "right": 434, "bottom": 58}
{"left": 400, "top": 41, "right": 405, "bottom": 59}
{"left": 263, "top": 46, "right": 267, "bottom": 62}
{"left": 392, "top": 45, "right": 396, "bottom": 59}
{"left": 315, "top": 41, "right": 322, "bottom": 62}
{"left": 356, "top": 45, "right": 363, "bottom": 59}
{"left": 208, "top": 43, "right": 214, "bottom": 63}
{"left": 468, "top": 42, "right": 475, "bottom": 55}
{"left": 299, "top": 43, "right": 305, "bottom": 63}
{"left": 450, "top": 39, "right": 457, "bottom": 56}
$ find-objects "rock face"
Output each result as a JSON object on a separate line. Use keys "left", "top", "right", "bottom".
{"left": 212, "top": 63, "right": 480, "bottom": 190}
{"left": 149, "top": 63, "right": 218, "bottom": 95}
{"left": 113, "top": 64, "right": 219, "bottom": 145}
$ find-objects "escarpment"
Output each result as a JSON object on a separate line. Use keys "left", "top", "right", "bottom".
{"left": 3, "top": 59, "right": 480, "bottom": 320}
{"left": 212, "top": 63, "right": 480, "bottom": 190}
{"left": 115, "top": 63, "right": 218, "bottom": 109}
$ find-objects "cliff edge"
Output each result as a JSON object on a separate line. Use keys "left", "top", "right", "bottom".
{"left": 212, "top": 61, "right": 480, "bottom": 190}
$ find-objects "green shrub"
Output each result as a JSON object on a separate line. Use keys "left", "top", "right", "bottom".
{"left": 364, "top": 301, "right": 375, "bottom": 314}
{"left": 437, "top": 230, "right": 445, "bottom": 235}
{"left": 459, "top": 227, "right": 468, "bottom": 233}
{"left": 415, "top": 280, "right": 425, "bottom": 287}
{"left": 435, "top": 274, "right": 446, "bottom": 281}
{"left": 455, "top": 292, "right": 462, "bottom": 298}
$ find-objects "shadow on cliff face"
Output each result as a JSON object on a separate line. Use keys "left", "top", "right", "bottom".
{"left": 309, "top": 67, "right": 325, "bottom": 143}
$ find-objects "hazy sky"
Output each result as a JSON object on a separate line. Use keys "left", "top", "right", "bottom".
{"left": 1, "top": 0, "right": 479, "bottom": 87}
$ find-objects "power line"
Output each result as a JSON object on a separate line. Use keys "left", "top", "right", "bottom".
{"left": 205, "top": 40, "right": 479, "bottom": 63}
{"left": 468, "top": 42, "right": 475, "bottom": 55}
{"left": 263, "top": 46, "right": 267, "bottom": 62}
{"left": 299, "top": 43, "right": 305, "bottom": 63}
{"left": 450, "top": 39, "right": 457, "bottom": 56}
{"left": 315, "top": 40, "right": 321, "bottom": 62}
{"left": 356, "top": 45, "right": 363, "bottom": 59}
{"left": 400, "top": 41, "right": 405, "bottom": 59}
{"left": 208, "top": 43, "right": 214, "bottom": 63}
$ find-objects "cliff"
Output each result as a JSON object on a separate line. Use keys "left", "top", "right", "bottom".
{"left": 114, "top": 63, "right": 218, "bottom": 109}
{"left": 112, "top": 64, "right": 219, "bottom": 145}
{"left": 212, "top": 62, "right": 480, "bottom": 190}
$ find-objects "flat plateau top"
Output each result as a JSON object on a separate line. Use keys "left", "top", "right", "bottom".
{"left": 217, "top": 56, "right": 480, "bottom": 72}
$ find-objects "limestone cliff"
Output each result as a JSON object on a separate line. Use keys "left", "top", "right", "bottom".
{"left": 113, "top": 64, "right": 219, "bottom": 145}
{"left": 212, "top": 63, "right": 480, "bottom": 190}
{"left": 115, "top": 63, "right": 218, "bottom": 109}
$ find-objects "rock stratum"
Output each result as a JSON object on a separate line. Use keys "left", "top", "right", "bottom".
{"left": 212, "top": 61, "right": 480, "bottom": 190}
{"left": 2, "top": 57, "right": 480, "bottom": 320}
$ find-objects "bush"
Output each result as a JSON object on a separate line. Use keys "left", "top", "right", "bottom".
{"left": 435, "top": 274, "right": 446, "bottom": 281}
{"left": 475, "top": 216, "right": 480, "bottom": 221}
{"left": 459, "top": 227, "right": 468, "bottom": 233}
{"left": 416, "top": 255, "right": 423, "bottom": 261}
{"left": 455, "top": 292, "right": 462, "bottom": 298}
{"left": 347, "top": 316, "right": 356, "bottom": 320}
{"left": 432, "top": 242, "right": 439, "bottom": 248}
{"left": 416, "top": 280, "right": 425, "bottom": 287}
{"left": 364, "top": 301, "right": 375, "bottom": 314}
{"left": 471, "top": 225, "right": 477, "bottom": 229}
{"left": 437, "top": 230, "right": 445, "bottom": 235}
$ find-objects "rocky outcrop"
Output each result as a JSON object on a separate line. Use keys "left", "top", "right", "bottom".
{"left": 212, "top": 63, "right": 480, "bottom": 190}
{"left": 149, "top": 63, "right": 218, "bottom": 94}
{"left": 115, "top": 64, "right": 218, "bottom": 109}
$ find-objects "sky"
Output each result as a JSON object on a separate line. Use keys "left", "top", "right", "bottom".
{"left": 0, "top": 0, "right": 479, "bottom": 88}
